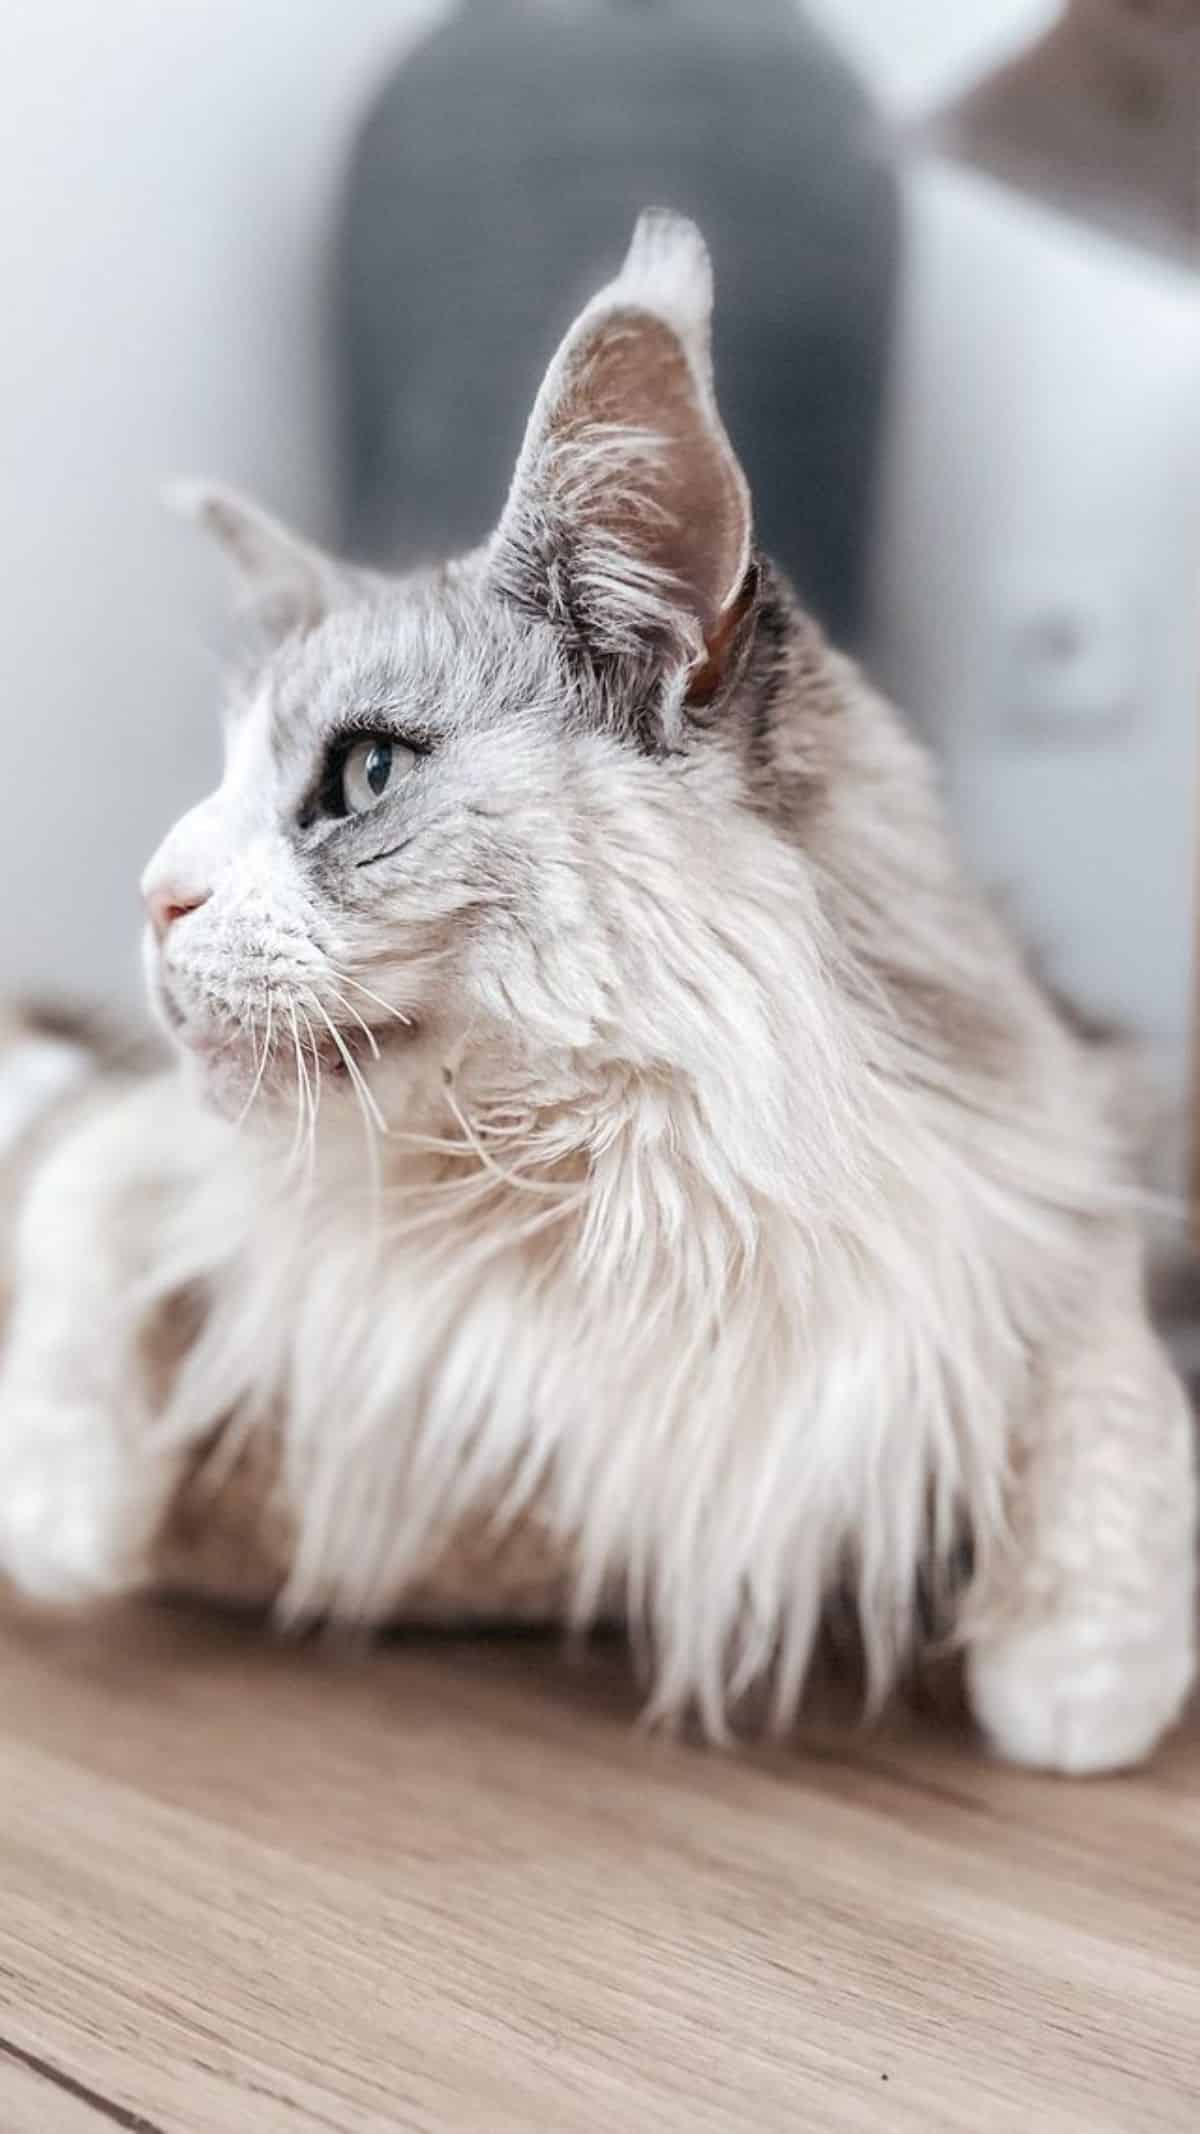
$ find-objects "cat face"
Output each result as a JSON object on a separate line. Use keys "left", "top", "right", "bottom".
{"left": 141, "top": 571, "right": 655, "bottom": 1119}
{"left": 141, "top": 212, "right": 760, "bottom": 1125}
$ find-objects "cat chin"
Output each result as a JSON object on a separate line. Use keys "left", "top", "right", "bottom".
{"left": 174, "top": 1019, "right": 423, "bottom": 1127}
{"left": 175, "top": 1037, "right": 259, "bottom": 1121}
{"left": 146, "top": 953, "right": 423, "bottom": 1124}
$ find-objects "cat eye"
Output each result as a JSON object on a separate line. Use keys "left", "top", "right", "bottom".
{"left": 340, "top": 736, "right": 413, "bottom": 815}
{"left": 305, "top": 732, "right": 423, "bottom": 826}
{"left": 301, "top": 724, "right": 430, "bottom": 831}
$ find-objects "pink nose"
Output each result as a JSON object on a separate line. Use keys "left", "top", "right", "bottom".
{"left": 145, "top": 885, "right": 210, "bottom": 941}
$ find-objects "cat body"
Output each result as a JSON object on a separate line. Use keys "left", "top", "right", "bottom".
{"left": 0, "top": 214, "right": 1193, "bottom": 1771}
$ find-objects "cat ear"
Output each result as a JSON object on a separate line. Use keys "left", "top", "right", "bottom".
{"left": 490, "top": 210, "right": 753, "bottom": 699}
{"left": 168, "top": 481, "right": 358, "bottom": 640}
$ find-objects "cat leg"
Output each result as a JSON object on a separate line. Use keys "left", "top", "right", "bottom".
{"left": 0, "top": 1097, "right": 188, "bottom": 1603}
{"left": 0, "top": 1385, "right": 173, "bottom": 1605}
{"left": 967, "top": 1235, "right": 1197, "bottom": 1775}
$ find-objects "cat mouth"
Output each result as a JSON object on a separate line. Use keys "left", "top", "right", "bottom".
{"left": 161, "top": 986, "right": 415, "bottom": 1093}
{"left": 303, "top": 1018, "right": 415, "bottom": 1079}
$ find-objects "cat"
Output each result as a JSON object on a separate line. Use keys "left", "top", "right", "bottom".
{"left": 0, "top": 210, "right": 1193, "bottom": 1771}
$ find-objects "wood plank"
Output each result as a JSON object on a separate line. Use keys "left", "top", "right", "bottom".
{"left": 0, "top": 2043, "right": 131, "bottom": 2133}
{"left": 0, "top": 1601, "right": 1195, "bottom": 2132}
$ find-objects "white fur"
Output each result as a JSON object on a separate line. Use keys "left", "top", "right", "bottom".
{"left": 0, "top": 1036, "right": 90, "bottom": 1158}
{"left": 0, "top": 213, "right": 1193, "bottom": 1772}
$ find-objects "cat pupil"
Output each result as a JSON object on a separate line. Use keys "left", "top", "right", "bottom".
{"left": 366, "top": 742, "right": 392, "bottom": 796}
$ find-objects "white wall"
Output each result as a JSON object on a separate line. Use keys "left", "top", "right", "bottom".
{"left": 812, "top": 0, "right": 1200, "bottom": 1105}
{"left": 0, "top": 0, "right": 448, "bottom": 1009}
{"left": 873, "top": 165, "right": 1200, "bottom": 1089}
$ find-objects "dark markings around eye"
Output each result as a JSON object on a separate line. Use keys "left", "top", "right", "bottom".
{"left": 298, "top": 727, "right": 432, "bottom": 830}
{"left": 356, "top": 836, "right": 416, "bottom": 871}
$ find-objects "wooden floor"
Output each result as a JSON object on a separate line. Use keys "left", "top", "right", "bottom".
{"left": 0, "top": 1602, "right": 1196, "bottom": 2133}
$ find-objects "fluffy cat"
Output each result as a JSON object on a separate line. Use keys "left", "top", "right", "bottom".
{"left": 0, "top": 211, "right": 1193, "bottom": 1772}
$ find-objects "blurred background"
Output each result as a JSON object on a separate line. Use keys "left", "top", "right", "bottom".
{"left": 1, "top": 0, "right": 1197, "bottom": 1168}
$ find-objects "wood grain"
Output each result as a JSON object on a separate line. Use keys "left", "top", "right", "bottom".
{"left": 0, "top": 1600, "right": 1195, "bottom": 2132}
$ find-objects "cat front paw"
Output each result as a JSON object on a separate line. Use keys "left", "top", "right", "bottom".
{"left": 0, "top": 1400, "right": 162, "bottom": 1605}
{"left": 968, "top": 1608, "right": 1196, "bottom": 1776}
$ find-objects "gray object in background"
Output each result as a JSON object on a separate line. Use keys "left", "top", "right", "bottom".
{"left": 337, "top": 0, "right": 897, "bottom": 647}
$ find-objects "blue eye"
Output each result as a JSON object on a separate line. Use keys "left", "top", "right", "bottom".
{"left": 352, "top": 740, "right": 392, "bottom": 805}
{"left": 304, "top": 730, "right": 425, "bottom": 828}
{"left": 338, "top": 736, "right": 416, "bottom": 816}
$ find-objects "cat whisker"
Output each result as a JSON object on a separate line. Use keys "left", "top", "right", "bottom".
{"left": 235, "top": 988, "right": 274, "bottom": 1130}
{"left": 378, "top": 1121, "right": 577, "bottom": 1185}
{"left": 322, "top": 985, "right": 381, "bottom": 1061}
{"left": 369, "top": 1127, "right": 480, "bottom": 1160}
{"left": 382, "top": 1177, "right": 587, "bottom": 1261}
{"left": 284, "top": 1005, "right": 304, "bottom": 1165}
{"left": 305, "top": 991, "right": 390, "bottom": 1197}
{"left": 442, "top": 1078, "right": 578, "bottom": 1200}
{"left": 302, "top": 1005, "right": 323, "bottom": 1119}
{"left": 328, "top": 968, "right": 413, "bottom": 1030}
{"left": 286, "top": 997, "right": 316, "bottom": 1184}
{"left": 300, "top": 1004, "right": 323, "bottom": 1189}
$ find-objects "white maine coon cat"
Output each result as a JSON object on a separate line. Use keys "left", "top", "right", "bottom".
{"left": 0, "top": 212, "right": 1193, "bottom": 1773}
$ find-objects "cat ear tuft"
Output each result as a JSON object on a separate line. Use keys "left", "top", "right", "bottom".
{"left": 611, "top": 207, "right": 715, "bottom": 347}
{"left": 167, "top": 480, "right": 352, "bottom": 640}
{"left": 490, "top": 210, "right": 753, "bottom": 703}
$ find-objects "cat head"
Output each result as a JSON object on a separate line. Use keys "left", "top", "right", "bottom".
{"left": 142, "top": 210, "right": 793, "bottom": 1131}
